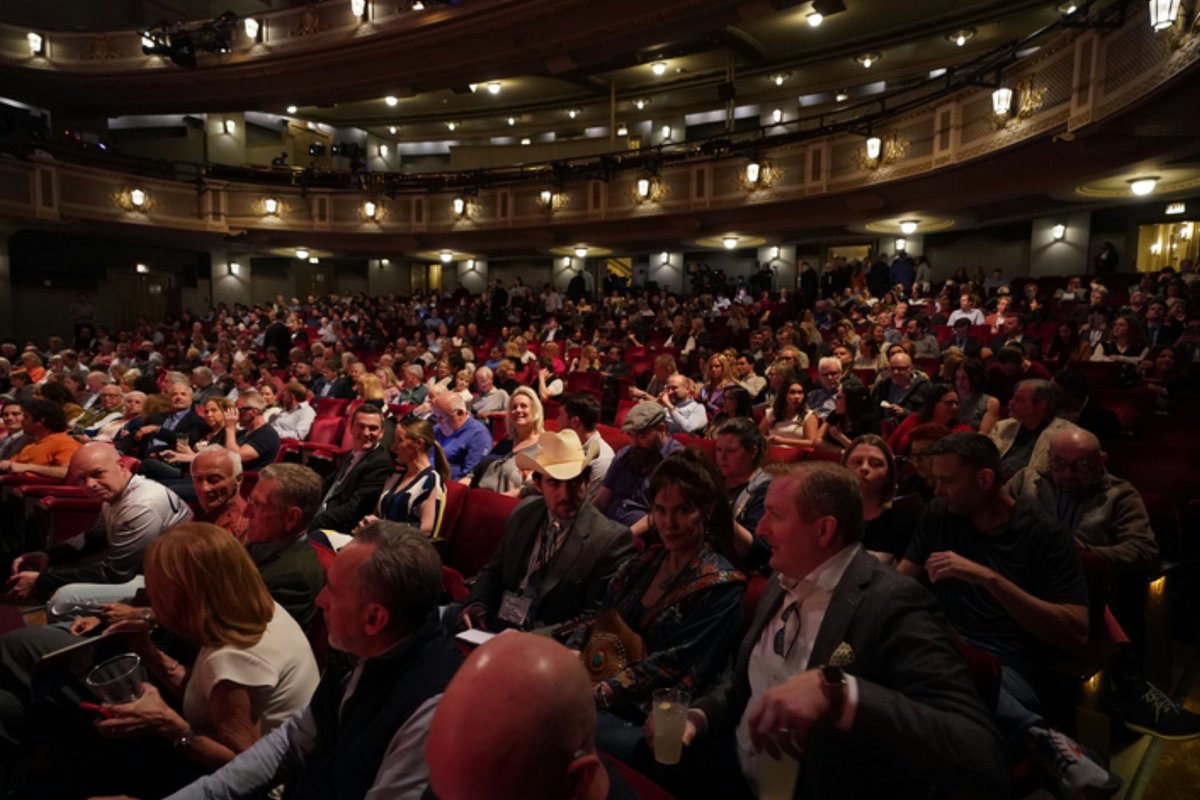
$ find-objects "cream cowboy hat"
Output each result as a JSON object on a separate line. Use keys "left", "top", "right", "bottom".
{"left": 515, "top": 429, "right": 592, "bottom": 481}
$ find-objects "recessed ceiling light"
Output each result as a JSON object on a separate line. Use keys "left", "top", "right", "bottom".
{"left": 295, "top": 249, "right": 309, "bottom": 260}
{"left": 286, "top": 105, "right": 298, "bottom": 114}
{"left": 507, "top": 116, "right": 516, "bottom": 126}
{"left": 651, "top": 61, "right": 668, "bottom": 76}
{"left": 634, "top": 98, "right": 650, "bottom": 110}
{"left": 389, "top": 126, "right": 397, "bottom": 134}
{"left": 616, "top": 124, "right": 628, "bottom": 136}
{"left": 835, "top": 90, "right": 849, "bottom": 102}
{"left": 384, "top": 96, "right": 398, "bottom": 107}
{"left": 770, "top": 72, "right": 789, "bottom": 86}
{"left": 807, "top": 11, "right": 823, "bottom": 27}
{"left": 856, "top": 52, "right": 881, "bottom": 68}
{"left": 521, "top": 137, "right": 531, "bottom": 145}
{"left": 1129, "top": 177, "right": 1159, "bottom": 196}
{"left": 899, "top": 219, "right": 919, "bottom": 234}
{"left": 723, "top": 236, "right": 739, "bottom": 250}
{"left": 446, "top": 121, "right": 457, "bottom": 131}
{"left": 567, "top": 108, "right": 581, "bottom": 119}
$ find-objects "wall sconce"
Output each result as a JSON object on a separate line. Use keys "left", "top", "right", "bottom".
{"left": 895, "top": 238, "right": 908, "bottom": 251}
{"left": 616, "top": 124, "right": 629, "bottom": 136}
{"left": 1149, "top": 0, "right": 1181, "bottom": 31}
{"left": 224, "top": 119, "right": 236, "bottom": 135}
{"left": 243, "top": 18, "right": 260, "bottom": 41}
{"left": 723, "top": 236, "right": 739, "bottom": 250}
{"left": 769, "top": 246, "right": 780, "bottom": 260}
{"left": 856, "top": 52, "right": 881, "bottom": 68}
{"left": 661, "top": 125, "right": 673, "bottom": 141}
{"left": 661, "top": 252, "right": 670, "bottom": 264}
{"left": 27, "top": 32, "right": 44, "bottom": 56}
{"left": 135, "top": 263, "right": 149, "bottom": 274}
{"left": 947, "top": 28, "right": 975, "bottom": 47}
{"left": 466, "top": 259, "right": 476, "bottom": 270}
{"left": 538, "top": 189, "right": 568, "bottom": 214}
{"left": 899, "top": 220, "right": 919, "bottom": 235}
{"left": 1129, "top": 177, "right": 1159, "bottom": 196}
{"left": 440, "top": 250, "right": 454, "bottom": 263}
{"left": 362, "top": 200, "right": 378, "bottom": 220}
{"left": 351, "top": 0, "right": 367, "bottom": 19}
{"left": 229, "top": 262, "right": 241, "bottom": 276}
{"left": 263, "top": 197, "right": 279, "bottom": 215}
{"left": 633, "top": 175, "right": 666, "bottom": 204}
{"left": 745, "top": 161, "right": 762, "bottom": 185}
{"left": 295, "top": 248, "right": 310, "bottom": 260}
{"left": 771, "top": 108, "right": 783, "bottom": 125}
{"left": 540, "top": 189, "right": 554, "bottom": 208}
{"left": 379, "top": 144, "right": 389, "bottom": 158}
{"left": 858, "top": 132, "right": 907, "bottom": 170}
{"left": 739, "top": 157, "right": 780, "bottom": 192}
{"left": 452, "top": 196, "right": 469, "bottom": 217}
{"left": 1052, "top": 223, "right": 1066, "bottom": 241}
{"left": 992, "top": 87, "right": 1014, "bottom": 117}
{"left": 114, "top": 187, "right": 151, "bottom": 211}
{"left": 309, "top": 256, "right": 320, "bottom": 264}
{"left": 634, "top": 98, "right": 650, "bottom": 110}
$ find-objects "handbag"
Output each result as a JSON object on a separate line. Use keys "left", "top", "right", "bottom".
{"left": 580, "top": 609, "right": 645, "bottom": 683}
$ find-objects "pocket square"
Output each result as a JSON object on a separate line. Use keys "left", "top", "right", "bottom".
{"left": 829, "top": 641, "right": 856, "bottom": 668}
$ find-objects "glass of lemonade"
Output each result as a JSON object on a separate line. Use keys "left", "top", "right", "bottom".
{"left": 756, "top": 752, "right": 800, "bottom": 800}
{"left": 651, "top": 687, "right": 690, "bottom": 765}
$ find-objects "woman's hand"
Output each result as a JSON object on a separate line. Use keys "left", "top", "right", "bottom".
{"left": 103, "top": 618, "right": 156, "bottom": 658}
{"left": 96, "top": 684, "right": 189, "bottom": 740}
{"left": 102, "top": 603, "right": 149, "bottom": 624}
{"left": 70, "top": 616, "right": 103, "bottom": 636}
{"left": 355, "top": 514, "right": 379, "bottom": 533}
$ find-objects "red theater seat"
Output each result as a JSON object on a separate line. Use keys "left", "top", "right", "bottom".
{"left": 444, "top": 489, "right": 521, "bottom": 579}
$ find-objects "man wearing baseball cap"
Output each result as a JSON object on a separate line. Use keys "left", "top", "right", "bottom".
{"left": 453, "top": 429, "right": 634, "bottom": 633}
{"left": 593, "top": 400, "right": 684, "bottom": 536}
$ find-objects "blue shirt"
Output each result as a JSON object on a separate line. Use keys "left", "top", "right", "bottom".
{"left": 436, "top": 417, "right": 493, "bottom": 481}
{"left": 600, "top": 437, "right": 684, "bottom": 526}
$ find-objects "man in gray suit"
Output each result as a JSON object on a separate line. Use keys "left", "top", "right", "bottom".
{"left": 454, "top": 429, "right": 634, "bottom": 633}
{"left": 653, "top": 462, "right": 1007, "bottom": 799}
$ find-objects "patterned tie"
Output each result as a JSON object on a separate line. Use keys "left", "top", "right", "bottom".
{"left": 772, "top": 601, "right": 801, "bottom": 660}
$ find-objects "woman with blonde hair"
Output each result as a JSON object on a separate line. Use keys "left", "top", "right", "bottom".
{"left": 81, "top": 522, "right": 319, "bottom": 796}
{"left": 700, "top": 353, "right": 738, "bottom": 415}
{"left": 570, "top": 344, "right": 602, "bottom": 373}
{"left": 475, "top": 386, "right": 544, "bottom": 496}
{"left": 355, "top": 373, "right": 388, "bottom": 405}
{"left": 376, "top": 365, "right": 402, "bottom": 404}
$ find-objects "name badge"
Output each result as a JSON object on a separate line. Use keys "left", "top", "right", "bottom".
{"left": 498, "top": 592, "right": 532, "bottom": 628}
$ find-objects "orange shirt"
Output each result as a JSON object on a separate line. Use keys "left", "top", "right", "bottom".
{"left": 14, "top": 432, "right": 81, "bottom": 466}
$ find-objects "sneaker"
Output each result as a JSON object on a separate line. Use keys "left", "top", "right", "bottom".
{"left": 1117, "top": 677, "right": 1200, "bottom": 741}
{"left": 1026, "top": 725, "right": 1122, "bottom": 800}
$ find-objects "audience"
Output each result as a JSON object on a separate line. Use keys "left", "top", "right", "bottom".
{"left": 988, "top": 379, "right": 1079, "bottom": 480}
{"left": 365, "top": 416, "right": 450, "bottom": 539}
{"left": 309, "top": 404, "right": 393, "bottom": 532}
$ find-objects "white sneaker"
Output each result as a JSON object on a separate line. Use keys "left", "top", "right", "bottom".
{"left": 1026, "top": 725, "right": 1121, "bottom": 799}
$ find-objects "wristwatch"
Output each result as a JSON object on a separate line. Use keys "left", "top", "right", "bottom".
{"left": 818, "top": 665, "right": 847, "bottom": 714}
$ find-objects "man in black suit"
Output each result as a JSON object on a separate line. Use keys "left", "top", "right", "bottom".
{"left": 263, "top": 311, "right": 292, "bottom": 362}
{"left": 454, "top": 429, "right": 634, "bottom": 632}
{"left": 131, "top": 380, "right": 209, "bottom": 460}
{"left": 989, "top": 314, "right": 1041, "bottom": 359}
{"left": 311, "top": 359, "right": 355, "bottom": 400}
{"left": 659, "top": 462, "right": 1007, "bottom": 799}
{"left": 309, "top": 404, "right": 393, "bottom": 532}
{"left": 942, "top": 318, "right": 983, "bottom": 358}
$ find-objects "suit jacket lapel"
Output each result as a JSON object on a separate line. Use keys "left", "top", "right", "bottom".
{"left": 808, "top": 550, "right": 874, "bottom": 668}
{"left": 540, "top": 503, "right": 596, "bottom": 598}
{"left": 736, "top": 577, "right": 786, "bottom": 675}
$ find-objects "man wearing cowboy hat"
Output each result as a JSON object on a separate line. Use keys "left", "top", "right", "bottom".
{"left": 453, "top": 429, "right": 634, "bottom": 634}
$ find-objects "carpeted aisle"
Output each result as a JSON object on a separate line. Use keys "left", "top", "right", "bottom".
{"left": 1130, "top": 649, "right": 1200, "bottom": 799}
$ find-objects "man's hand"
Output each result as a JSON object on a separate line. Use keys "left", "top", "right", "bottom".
{"left": 6, "top": 571, "right": 40, "bottom": 602}
{"left": 70, "top": 616, "right": 103, "bottom": 636}
{"left": 458, "top": 603, "right": 489, "bottom": 633}
{"left": 224, "top": 412, "right": 238, "bottom": 433}
{"left": 925, "top": 550, "right": 995, "bottom": 586}
{"left": 746, "top": 669, "right": 831, "bottom": 760}
{"left": 658, "top": 391, "right": 674, "bottom": 410}
{"left": 12, "top": 552, "right": 48, "bottom": 575}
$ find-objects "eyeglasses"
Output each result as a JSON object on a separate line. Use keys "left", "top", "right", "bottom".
{"left": 1049, "top": 456, "right": 1097, "bottom": 474}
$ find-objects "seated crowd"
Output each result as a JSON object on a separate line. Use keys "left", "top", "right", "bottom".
{"left": 0, "top": 258, "right": 1195, "bottom": 799}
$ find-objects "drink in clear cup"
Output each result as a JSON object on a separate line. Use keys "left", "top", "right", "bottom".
{"left": 756, "top": 752, "right": 800, "bottom": 800}
{"left": 651, "top": 687, "right": 690, "bottom": 765}
{"left": 85, "top": 653, "right": 146, "bottom": 705}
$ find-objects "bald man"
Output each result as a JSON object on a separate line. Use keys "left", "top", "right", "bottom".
{"left": 426, "top": 633, "right": 636, "bottom": 800}
{"left": 6, "top": 442, "right": 191, "bottom": 606}
{"left": 1006, "top": 427, "right": 1158, "bottom": 577}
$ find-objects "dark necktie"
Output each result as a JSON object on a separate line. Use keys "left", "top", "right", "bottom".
{"left": 773, "top": 601, "right": 801, "bottom": 660}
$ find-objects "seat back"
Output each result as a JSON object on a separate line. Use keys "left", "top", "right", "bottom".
{"left": 307, "top": 416, "right": 346, "bottom": 446}
{"left": 314, "top": 397, "right": 348, "bottom": 417}
{"left": 595, "top": 424, "right": 631, "bottom": 453}
{"left": 439, "top": 480, "right": 470, "bottom": 546}
{"left": 613, "top": 399, "right": 638, "bottom": 428}
{"left": 565, "top": 372, "right": 602, "bottom": 393}
{"left": 445, "top": 489, "right": 521, "bottom": 579}
{"left": 766, "top": 445, "right": 806, "bottom": 465}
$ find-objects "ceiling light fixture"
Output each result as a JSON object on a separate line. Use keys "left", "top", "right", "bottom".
{"left": 1052, "top": 223, "right": 1066, "bottom": 241}
{"left": 723, "top": 236, "right": 739, "bottom": 250}
{"left": 507, "top": 116, "right": 516, "bottom": 126}
{"left": 1129, "top": 177, "right": 1159, "bottom": 195}
{"left": 616, "top": 123, "right": 628, "bottom": 136}
{"left": 440, "top": 250, "right": 453, "bottom": 263}
{"left": 487, "top": 81, "right": 501, "bottom": 95}
{"left": 856, "top": 52, "right": 880, "bottom": 68}
{"left": 135, "top": 263, "right": 149, "bottom": 274}
{"left": 243, "top": 18, "right": 260, "bottom": 40}
{"left": 286, "top": 105, "right": 298, "bottom": 114}
{"left": 309, "top": 257, "right": 319, "bottom": 264}
{"left": 651, "top": 61, "right": 668, "bottom": 76}
{"left": 807, "top": 11, "right": 823, "bottom": 27}
{"left": 446, "top": 121, "right": 457, "bottom": 131}
{"left": 521, "top": 137, "right": 531, "bottom": 145}
{"left": 835, "top": 90, "right": 849, "bottom": 102}
{"left": 384, "top": 95, "right": 398, "bottom": 107}
{"left": 948, "top": 28, "right": 975, "bottom": 47}
{"left": 264, "top": 197, "right": 279, "bottom": 215}
{"left": 1149, "top": 0, "right": 1181, "bottom": 31}
{"left": 295, "top": 249, "right": 309, "bottom": 260}
{"left": 389, "top": 125, "right": 398, "bottom": 134}
{"left": 567, "top": 109, "right": 580, "bottom": 119}
{"left": 770, "top": 72, "right": 789, "bottom": 86}
{"left": 574, "top": 245, "right": 588, "bottom": 258}
{"left": 634, "top": 98, "right": 650, "bottom": 110}
{"left": 899, "top": 219, "right": 919, "bottom": 234}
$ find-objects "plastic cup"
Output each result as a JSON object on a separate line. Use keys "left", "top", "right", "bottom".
{"left": 756, "top": 752, "right": 800, "bottom": 800}
{"left": 651, "top": 687, "right": 690, "bottom": 765}
{"left": 85, "top": 653, "right": 146, "bottom": 705}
